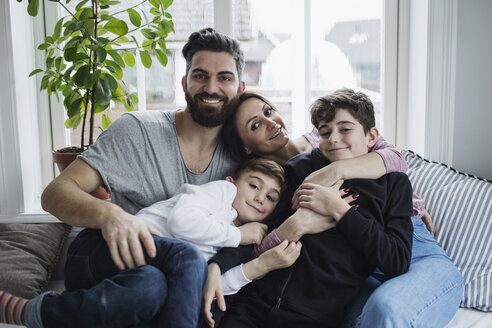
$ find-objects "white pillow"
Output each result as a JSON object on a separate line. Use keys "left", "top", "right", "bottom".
{"left": 403, "top": 150, "right": 492, "bottom": 311}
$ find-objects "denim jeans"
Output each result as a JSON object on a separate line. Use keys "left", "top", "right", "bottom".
{"left": 25, "top": 229, "right": 208, "bottom": 328}
{"left": 341, "top": 217, "right": 464, "bottom": 328}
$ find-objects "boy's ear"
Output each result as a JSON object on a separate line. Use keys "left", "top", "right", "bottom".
{"left": 366, "top": 127, "right": 379, "bottom": 148}
{"left": 244, "top": 147, "right": 252, "bottom": 155}
{"left": 225, "top": 176, "right": 235, "bottom": 183}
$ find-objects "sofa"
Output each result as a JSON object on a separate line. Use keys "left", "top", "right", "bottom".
{"left": 1, "top": 150, "right": 491, "bottom": 327}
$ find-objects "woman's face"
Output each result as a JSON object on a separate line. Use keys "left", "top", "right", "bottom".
{"left": 235, "top": 97, "right": 289, "bottom": 155}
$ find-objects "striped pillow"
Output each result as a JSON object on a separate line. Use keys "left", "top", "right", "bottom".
{"left": 403, "top": 150, "right": 492, "bottom": 311}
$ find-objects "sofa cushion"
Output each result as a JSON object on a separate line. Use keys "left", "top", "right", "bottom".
{"left": 0, "top": 223, "right": 71, "bottom": 299}
{"left": 403, "top": 150, "right": 492, "bottom": 311}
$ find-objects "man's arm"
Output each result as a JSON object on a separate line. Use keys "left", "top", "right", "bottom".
{"left": 41, "top": 158, "right": 161, "bottom": 270}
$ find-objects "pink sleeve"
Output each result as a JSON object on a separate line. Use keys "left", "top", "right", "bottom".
{"left": 303, "top": 127, "right": 320, "bottom": 148}
{"left": 371, "top": 136, "right": 408, "bottom": 173}
{"left": 251, "top": 230, "right": 282, "bottom": 259}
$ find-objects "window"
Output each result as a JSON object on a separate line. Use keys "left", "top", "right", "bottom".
{"left": 1, "top": 0, "right": 395, "bottom": 219}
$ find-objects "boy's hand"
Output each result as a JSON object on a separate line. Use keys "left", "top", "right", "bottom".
{"left": 276, "top": 207, "right": 337, "bottom": 241}
{"left": 238, "top": 222, "right": 268, "bottom": 245}
{"left": 292, "top": 180, "right": 353, "bottom": 221}
{"left": 202, "top": 263, "right": 225, "bottom": 328}
{"left": 258, "top": 240, "right": 302, "bottom": 271}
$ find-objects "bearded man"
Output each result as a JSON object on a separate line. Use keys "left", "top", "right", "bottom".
{"left": 23, "top": 28, "right": 246, "bottom": 328}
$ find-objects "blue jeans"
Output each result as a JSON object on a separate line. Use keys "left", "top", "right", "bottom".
{"left": 341, "top": 217, "right": 464, "bottom": 328}
{"left": 25, "top": 229, "right": 208, "bottom": 328}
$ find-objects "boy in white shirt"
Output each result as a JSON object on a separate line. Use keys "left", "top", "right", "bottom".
{"left": 136, "top": 157, "right": 302, "bottom": 295}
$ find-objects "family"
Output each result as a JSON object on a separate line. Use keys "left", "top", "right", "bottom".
{"left": 0, "top": 28, "right": 464, "bottom": 327}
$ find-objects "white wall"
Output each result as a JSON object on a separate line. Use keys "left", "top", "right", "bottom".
{"left": 452, "top": 0, "right": 492, "bottom": 180}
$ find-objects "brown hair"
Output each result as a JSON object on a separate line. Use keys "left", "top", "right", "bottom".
{"left": 221, "top": 91, "right": 280, "bottom": 161}
{"left": 233, "top": 157, "right": 286, "bottom": 193}
{"left": 310, "top": 88, "right": 375, "bottom": 133}
{"left": 182, "top": 27, "right": 245, "bottom": 81}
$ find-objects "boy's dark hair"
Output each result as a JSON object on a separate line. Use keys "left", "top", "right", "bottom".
{"left": 221, "top": 91, "right": 279, "bottom": 162}
{"left": 310, "top": 88, "right": 375, "bottom": 133}
{"left": 233, "top": 157, "right": 286, "bottom": 193}
{"left": 182, "top": 27, "right": 245, "bottom": 81}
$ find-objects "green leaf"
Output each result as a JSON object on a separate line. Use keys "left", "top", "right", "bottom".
{"left": 123, "top": 96, "right": 134, "bottom": 111}
{"left": 55, "top": 57, "right": 63, "bottom": 71}
{"left": 139, "top": 51, "right": 152, "bottom": 68}
{"left": 162, "top": 0, "right": 173, "bottom": 10}
{"left": 158, "top": 39, "right": 166, "bottom": 52}
{"left": 53, "top": 17, "right": 64, "bottom": 40}
{"left": 27, "top": 0, "right": 39, "bottom": 16}
{"left": 94, "top": 80, "right": 112, "bottom": 107}
{"left": 101, "top": 114, "right": 112, "bottom": 130}
{"left": 142, "top": 40, "right": 153, "bottom": 51}
{"left": 67, "top": 97, "right": 83, "bottom": 118}
{"left": 29, "top": 68, "right": 44, "bottom": 77}
{"left": 63, "top": 47, "right": 77, "bottom": 62}
{"left": 73, "top": 65, "right": 91, "bottom": 88}
{"left": 149, "top": 0, "right": 160, "bottom": 8}
{"left": 141, "top": 28, "right": 157, "bottom": 40}
{"left": 65, "top": 114, "right": 82, "bottom": 130}
{"left": 155, "top": 49, "right": 168, "bottom": 67}
{"left": 127, "top": 8, "right": 142, "bottom": 27}
{"left": 123, "top": 51, "right": 135, "bottom": 67}
{"left": 40, "top": 75, "right": 50, "bottom": 90}
{"left": 103, "top": 73, "right": 118, "bottom": 93}
{"left": 164, "top": 12, "right": 172, "bottom": 19}
{"left": 96, "top": 47, "right": 107, "bottom": 63}
{"left": 150, "top": 7, "right": 161, "bottom": 16}
{"left": 105, "top": 60, "right": 123, "bottom": 79}
{"left": 104, "top": 20, "right": 129, "bottom": 36}
{"left": 108, "top": 50, "right": 125, "bottom": 68}
{"left": 75, "top": 0, "right": 89, "bottom": 11}
{"left": 129, "top": 93, "right": 139, "bottom": 104}
{"left": 38, "top": 43, "right": 51, "bottom": 50}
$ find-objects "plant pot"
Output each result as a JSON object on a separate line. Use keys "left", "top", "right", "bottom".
{"left": 52, "top": 148, "right": 111, "bottom": 201}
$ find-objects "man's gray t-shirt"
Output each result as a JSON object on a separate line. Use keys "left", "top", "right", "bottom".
{"left": 78, "top": 110, "right": 237, "bottom": 214}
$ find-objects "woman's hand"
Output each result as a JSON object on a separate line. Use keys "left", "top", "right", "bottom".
{"left": 202, "top": 263, "right": 225, "bottom": 328}
{"left": 421, "top": 210, "right": 435, "bottom": 235}
{"left": 291, "top": 162, "right": 342, "bottom": 206}
{"left": 292, "top": 180, "right": 353, "bottom": 221}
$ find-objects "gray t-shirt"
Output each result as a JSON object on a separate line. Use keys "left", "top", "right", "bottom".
{"left": 79, "top": 110, "right": 237, "bottom": 214}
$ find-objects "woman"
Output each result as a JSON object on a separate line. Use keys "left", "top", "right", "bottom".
{"left": 216, "top": 91, "right": 463, "bottom": 327}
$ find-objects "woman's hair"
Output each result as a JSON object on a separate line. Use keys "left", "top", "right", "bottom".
{"left": 221, "top": 91, "right": 279, "bottom": 161}
{"left": 233, "top": 157, "right": 286, "bottom": 193}
{"left": 310, "top": 88, "right": 375, "bottom": 133}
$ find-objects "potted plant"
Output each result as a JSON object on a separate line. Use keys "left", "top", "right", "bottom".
{"left": 20, "top": 0, "right": 174, "bottom": 174}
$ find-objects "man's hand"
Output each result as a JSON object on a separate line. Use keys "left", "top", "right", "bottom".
{"left": 238, "top": 222, "right": 268, "bottom": 245}
{"left": 275, "top": 207, "right": 337, "bottom": 242}
{"left": 421, "top": 210, "right": 435, "bottom": 235}
{"left": 202, "top": 263, "right": 225, "bottom": 328}
{"left": 100, "top": 211, "right": 163, "bottom": 270}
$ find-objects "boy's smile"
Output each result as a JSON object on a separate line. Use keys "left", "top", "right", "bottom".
{"left": 317, "top": 109, "right": 378, "bottom": 162}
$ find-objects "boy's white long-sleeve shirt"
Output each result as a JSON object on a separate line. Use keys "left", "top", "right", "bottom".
{"left": 136, "top": 180, "right": 251, "bottom": 295}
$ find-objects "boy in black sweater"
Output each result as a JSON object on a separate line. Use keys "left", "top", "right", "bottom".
{"left": 210, "top": 88, "right": 414, "bottom": 327}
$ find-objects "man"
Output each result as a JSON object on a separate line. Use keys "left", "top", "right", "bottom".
{"left": 0, "top": 28, "right": 246, "bottom": 328}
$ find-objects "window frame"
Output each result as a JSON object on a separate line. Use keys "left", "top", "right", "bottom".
{"left": 1, "top": 0, "right": 400, "bottom": 222}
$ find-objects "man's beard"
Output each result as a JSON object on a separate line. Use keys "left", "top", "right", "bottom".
{"left": 185, "top": 91, "right": 240, "bottom": 127}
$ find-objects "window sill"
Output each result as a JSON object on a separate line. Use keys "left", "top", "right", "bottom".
{"left": 0, "top": 212, "right": 61, "bottom": 223}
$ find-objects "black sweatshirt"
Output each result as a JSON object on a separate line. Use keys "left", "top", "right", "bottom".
{"left": 211, "top": 149, "right": 413, "bottom": 326}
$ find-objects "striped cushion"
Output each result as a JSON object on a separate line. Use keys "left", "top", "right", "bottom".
{"left": 403, "top": 150, "right": 492, "bottom": 311}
